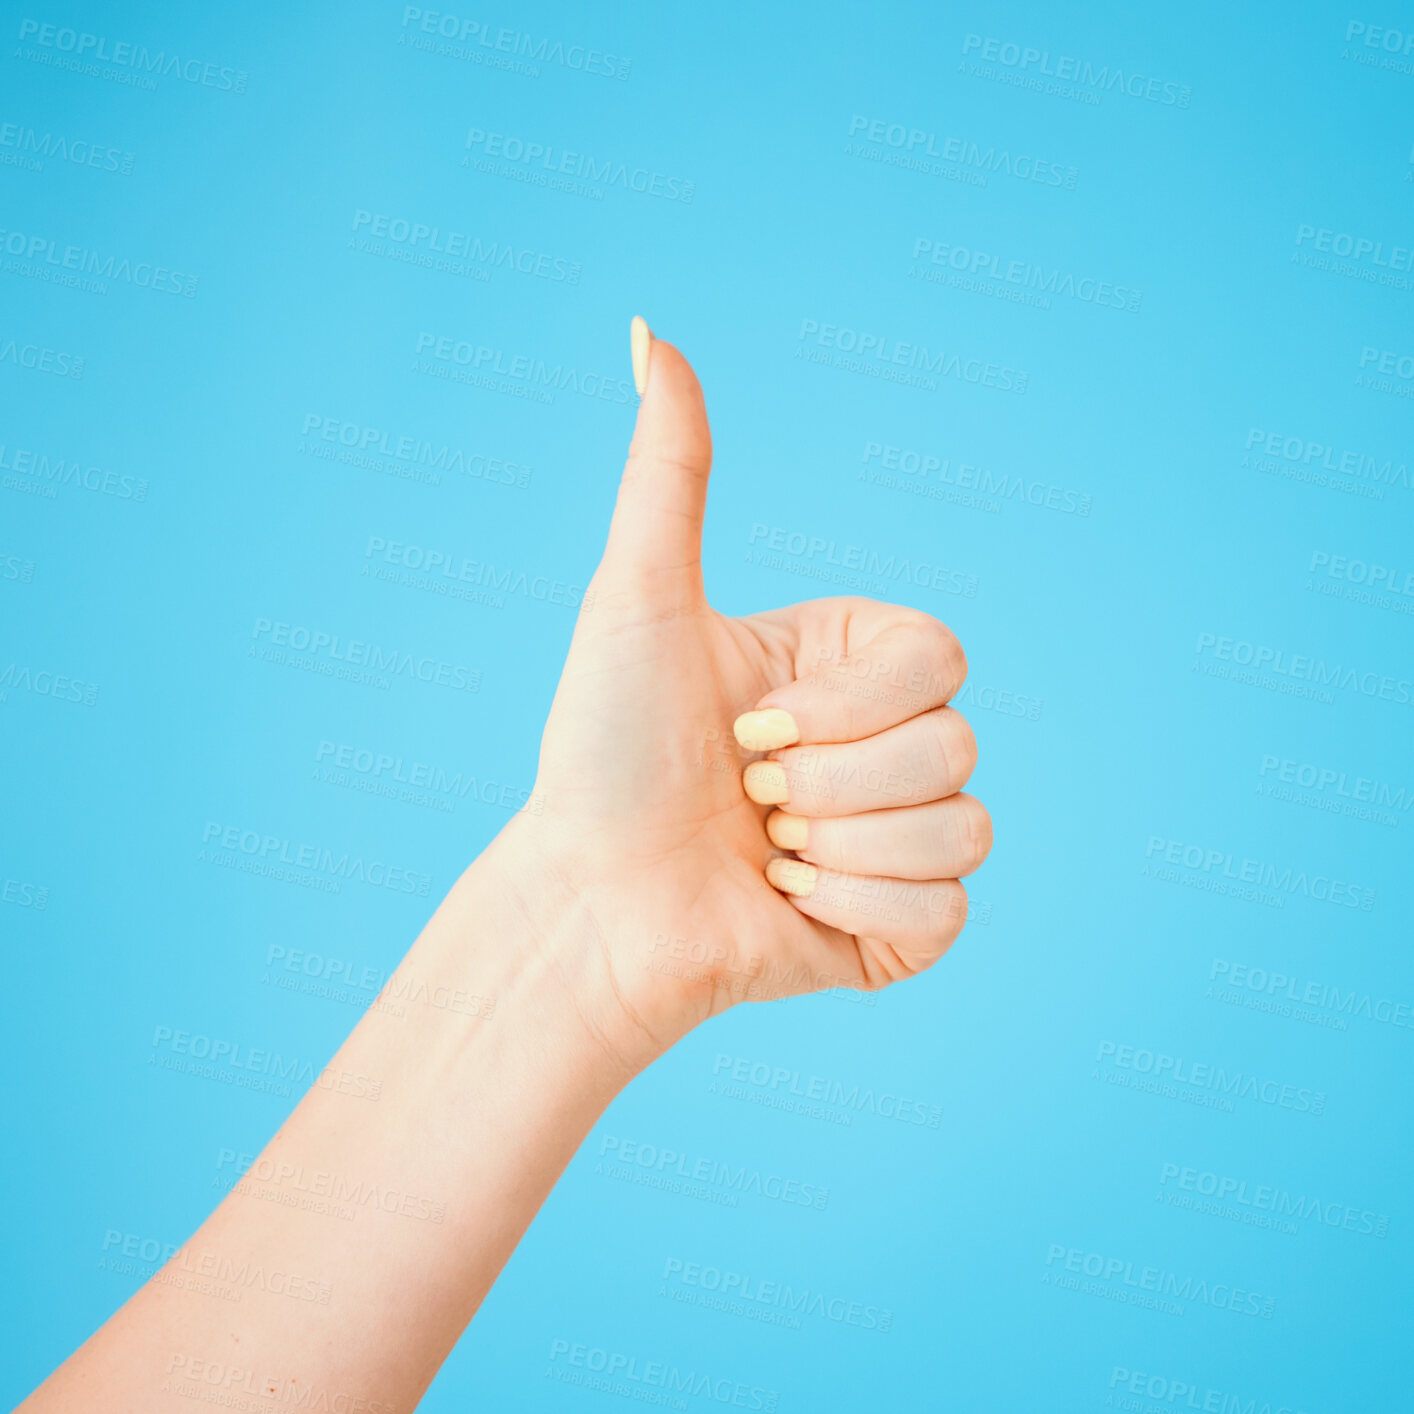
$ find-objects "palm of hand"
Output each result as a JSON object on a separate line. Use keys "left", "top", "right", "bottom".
{"left": 536, "top": 589, "right": 862, "bottom": 1024}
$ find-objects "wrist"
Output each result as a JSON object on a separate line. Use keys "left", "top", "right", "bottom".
{"left": 411, "top": 817, "right": 684, "bottom": 1085}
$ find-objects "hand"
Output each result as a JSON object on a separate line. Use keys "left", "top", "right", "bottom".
{"left": 487, "top": 322, "right": 991, "bottom": 1068}
{"left": 13, "top": 326, "right": 993, "bottom": 1411}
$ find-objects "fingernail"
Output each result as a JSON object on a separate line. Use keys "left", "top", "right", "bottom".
{"left": 733, "top": 708, "right": 799, "bottom": 751}
{"left": 766, "top": 811, "right": 809, "bottom": 851}
{"left": 766, "top": 857, "right": 817, "bottom": 898}
{"left": 743, "top": 761, "right": 789, "bottom": 805}
{"left": 630, "top": 315, "right": 652, "bottom": 397}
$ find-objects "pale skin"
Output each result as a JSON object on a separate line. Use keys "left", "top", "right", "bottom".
{"left": 21, "top": 323, "right": 991, "bottom": 1412}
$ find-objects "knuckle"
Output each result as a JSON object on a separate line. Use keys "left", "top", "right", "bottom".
{"left": 951, "top": 638, "right": 969, "bottom": 689}
{"left": 624, "top": 444, "right": 711, "bottom": 483}
{"left": 839, "top": 695, "right": 872, "bottom": 741}
{"left": 778, "top": 749, "right": 839, "bottom": 814}
{"left": 920, "top": 616, "right": 967, "bottom": 691}
{"left": 929, "top": 707, "right": 976, "bottom": 791}
{"left": 953, "top": 711, "right": 978, "bottom": 773}
{"left": 925, "top": 714, "right": 954, "bottom": 791}
{"left": 810, "top": 816, "right": 848, "bottom": 870}
{"left": 961, "top": 796, "right": 993, "bottom": 871}
{"left": 924, "top": 879, "right": 968, "bottom": 943}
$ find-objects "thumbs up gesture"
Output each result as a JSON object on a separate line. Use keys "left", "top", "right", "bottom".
{"left": 488, "top": 321, "right": 991, "bottom": 1067}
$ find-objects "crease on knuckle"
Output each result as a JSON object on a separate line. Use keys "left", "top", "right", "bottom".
{"left": 968, "top": 800, "right": 994, "bottom": 867}
{"left": 922, "top": 710, "right": 957, "bottom": 793}
{"left": 929, "top": 879, "right": 968, "bottom": 941}
{"left": 932, "top": 626, "right": 968, "bottom": 695}
{"left": 624, "top": 448, "right": 710, "bottom": 483}
{"left": 955, "top": 711, "right": 979, "bottom": 777}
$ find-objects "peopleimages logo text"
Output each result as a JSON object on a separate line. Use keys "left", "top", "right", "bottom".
{"left": 1211, "top": 959, "right": 1414, "bottom": 1032}
{"left": 711, "top": 1054, "right": 942, "bottom": 1127}
{"left": 662, "top": 1257, "right": 894, "bottom": 1331}
{"left": 414, "top": 332, "right": 633, "bottom": 403}
{"left": 1259, "top": 753, "right": 1411, "bottom": 811}
{"left": 598, "top": 1135, "right": 828, "bottom": 1209}
{"left": 960, "top": 34, "right": 1192, "bottom": 105}
{"left": 401, "top": 9, "right": 630, "bottom": 79}
{"left": 351, "top": 210, "right": 580, "bottom": 283}
{"left": 1159, "top": 1161, "right": 1389, "bottom": 1237}
{"left": 797, "top": 319, "right": 1027, "bottom": 394}
{"left": 546, "top": 1339, "right": 777, "bottom": 1411}
{"left": 150, "top": 1025, "right": 380, "bottom": 1101}
{"left": 0, "top": 120, "right": 134, "bottom": 174}
{"left": 0, "top": 227, "right": 197, "bottom": 295}
{"left": 251, "top": 618, "right": 481, "bottom": 692}
{"left": 1145, "top": 836, "right": 1375, "bottom": 910}
{"left": 1295, "top": 222, "right": 1412, "bottom": 266}
{"left": 1194, "top": 632, "right": 1413, "bottom": 707}
{"left": 1108, "top": 1367, "right": 1309, "bottom": 1414}
{"left": 16, "top": 18, "right": 248, "bottom": 91}
{"left": 846, "top": 115, "right": 1078, "bottom": 188}
{"left": 463, "top": 128, "right": 693, "bottom": 201}
{"left": 1095, "top": 1042, "right": 1326, "bottom": 1115}
{"left": 1045, "top": 1244, "right": 1274, "bottom": 1318}
{"left": 911, "top": 237, "right": 1141, "bottom": 310}
{"left": 748, "top": 523, "right": 978, "bottom": 597}
{"left": 201, "top": 823, "right": 433, "bottom": 897}
{"left": 1244, "top": 428, "right": 1409, "bottom": 492}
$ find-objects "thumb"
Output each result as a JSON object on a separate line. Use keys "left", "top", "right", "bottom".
{"left": 601, "top": 318, "right": 713, "bottom": 585}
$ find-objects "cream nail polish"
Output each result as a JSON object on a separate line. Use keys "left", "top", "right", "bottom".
{"left": 766, "top": 811, "right": 809, "bottom": 851}
{"left": 630, "top": 315, "right": 652, "bottom": 396}
{"left": 733, "top": 708, "right": 800, "bottom": 751}
{"left": 766, "top": 857, "right": 817, "bottom": 898}
{"left": 743, "top": 761, "right": 789, "bottom": 805}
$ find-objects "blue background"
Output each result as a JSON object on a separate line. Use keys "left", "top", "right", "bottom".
{"left": 3, "top": 2, "right": 1412, "bottom": 1408}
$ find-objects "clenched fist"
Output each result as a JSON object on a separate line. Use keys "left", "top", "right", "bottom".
{"left": 483, "top": 320, "right": 992, "bottom": 1068}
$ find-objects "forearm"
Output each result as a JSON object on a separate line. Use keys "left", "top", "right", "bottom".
{"left": 22, "top": 827, "right": 641, "bottom": 1412}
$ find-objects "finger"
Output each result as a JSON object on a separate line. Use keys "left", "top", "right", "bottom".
{"left": 766, "top": 793, "right": 991, "bottom": 881}
{"left": 600, "top": 319, "right": 713, "bottom": 586}
{"left": 735, "top": 608, "right": 966, "bottom": 749}
{"left": 740, "top": 706, "right": 976, "bottom": 815}
{"left": 764, "top": 859, "right": 969, "bottom": 968}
